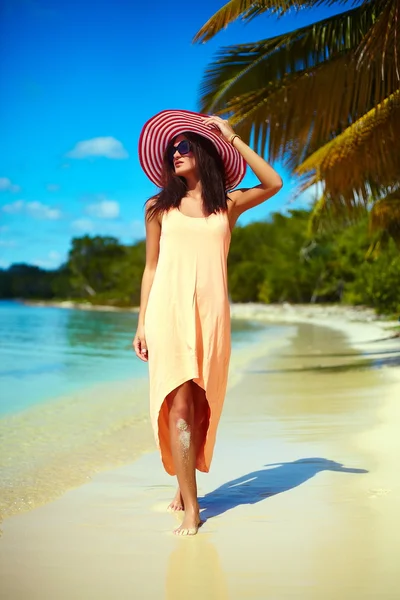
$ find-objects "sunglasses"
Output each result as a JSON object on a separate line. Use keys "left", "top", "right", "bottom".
{"left": 167, "top": 140, "right": 192, "bottom": 162}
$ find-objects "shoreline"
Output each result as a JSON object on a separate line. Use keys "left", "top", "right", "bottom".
{"left": 19, "top": 299, "right": 140, "bottom": 312}
{"left": 230, "top": 301, "right": 399, "bottom": 334}
{"left": 18, "top": 298, "right": 400, "bottom": 327}
{"left": 1, "top": 312, "right": 399, "bottom": 598}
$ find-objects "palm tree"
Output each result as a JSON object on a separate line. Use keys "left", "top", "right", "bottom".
{"left": 194, "top": 0, "right": 400, "bottom": 245}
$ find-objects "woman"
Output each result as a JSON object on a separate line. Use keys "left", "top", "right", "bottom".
{"left": 133, "top": 110, "right": 282, "bottom": 535}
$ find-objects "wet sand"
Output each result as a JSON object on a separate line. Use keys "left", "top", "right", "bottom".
{"left": 1, "top": 318, "right": 400, "bottom": 599}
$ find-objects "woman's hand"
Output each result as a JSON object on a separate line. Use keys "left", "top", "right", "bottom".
{"left": 133, "top": 326, "right": 148, "bottom": 362}
{"left": 202, "top": 115, "right": 236, "bottom": 143}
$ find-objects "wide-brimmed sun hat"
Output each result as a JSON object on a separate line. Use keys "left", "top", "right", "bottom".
{"left": 138, "top": 109, "right": 246, "bottom": 190}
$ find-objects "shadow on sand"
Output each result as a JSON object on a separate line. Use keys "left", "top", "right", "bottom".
{"left": 199, "top": 458, "right": 368, "bottom": 521}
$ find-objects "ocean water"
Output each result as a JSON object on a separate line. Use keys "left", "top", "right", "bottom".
{"left": 0, "top": 300, "right": 270, "bottom": 416}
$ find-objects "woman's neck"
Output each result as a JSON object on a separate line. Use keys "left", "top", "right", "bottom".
{"left": 184, "top": 175, "right": 202, "bottom": 201}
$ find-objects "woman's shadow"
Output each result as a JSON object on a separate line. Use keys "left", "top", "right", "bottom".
{"left": 199, "top": 458, "right": 368, "bottom": 521}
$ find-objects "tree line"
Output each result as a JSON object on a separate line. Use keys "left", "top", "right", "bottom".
{"left": 1, "top": 209, "right": 399, "bottom": 314}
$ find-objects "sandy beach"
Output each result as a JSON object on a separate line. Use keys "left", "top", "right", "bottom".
{"left": 1, "top": 305, "right": 399, "bottom": 599}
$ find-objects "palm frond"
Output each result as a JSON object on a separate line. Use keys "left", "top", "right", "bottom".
{"left": 355, "top": 0, "right": 400, "bottom": 80}
{"left": 200, "top": 2, "right": 374, "bottom": 111}
{"left": 193, "top": 0, "right": 353, "bottom": 43}
{"left": 199, "top": 1, "right": 398, "bottom": 167}
{"left": 295, "top": 90, "right": 400, "bottom": 205}
{"left": 221, "top": 54, "right": 358, "bottom": 164}
{"left": 308, "top": 195, "right": 330, "bottom": 236}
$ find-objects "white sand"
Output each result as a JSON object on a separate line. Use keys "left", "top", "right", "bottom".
{"left": 1, "top": 309, "right": 399, "bottom": 599}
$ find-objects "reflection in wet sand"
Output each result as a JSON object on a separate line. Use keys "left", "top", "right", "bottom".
{"left": 224, "top": 323, "right": 388, "bottom": 443}
{"left": 166, "top": 534, "right": 229, "bottom": 600}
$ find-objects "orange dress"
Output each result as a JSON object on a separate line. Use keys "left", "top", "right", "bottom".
{"left": 144, "top": 208, "right": 231, "bottom": 475}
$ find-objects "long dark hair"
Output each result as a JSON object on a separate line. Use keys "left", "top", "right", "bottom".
{"left": 146, "top": 132, "right": 228, "bottom": 221}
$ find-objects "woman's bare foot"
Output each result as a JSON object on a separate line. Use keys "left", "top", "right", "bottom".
{"left": 173, "top": 507, "right": 201, "bottom": 536}
{"left": 167, "top": 488, "right": 184, "bottom": 512}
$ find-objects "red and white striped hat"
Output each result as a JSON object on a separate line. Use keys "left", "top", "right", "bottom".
{"left": 138, "top": 109, "right": 246, "bottom": 190}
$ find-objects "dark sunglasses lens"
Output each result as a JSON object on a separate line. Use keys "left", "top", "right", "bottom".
{"left": 169, "top": 140, "right": 191, "bottom": 162}
{"left": 178, "top": 141, "right": 191, "bottom": 155}
{"left": 168, "top": 146, "right": 175, "bottom": 161}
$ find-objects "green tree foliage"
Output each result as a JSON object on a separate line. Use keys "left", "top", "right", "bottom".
{"left": 343, "top": 244, "right": 400, "bottom": 314}
{"left": 229, "top": 209, "right": 400, "bottom": 312}
{"left": 0, "top": 264, "right": 55, "bottom": 299}
{"left": 1, "top": 219, "right": 399, "bottom": 314}
{"left": 68, "top": 235, "right": 127, "bottom": 299}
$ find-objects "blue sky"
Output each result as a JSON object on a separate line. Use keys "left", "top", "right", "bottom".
{"left": 0, "top": 0, "right": 345, "bottom": 269}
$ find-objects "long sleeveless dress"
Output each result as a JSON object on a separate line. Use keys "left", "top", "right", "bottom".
{"left": 144, "top": 208, "right": 231, "bottom": 475}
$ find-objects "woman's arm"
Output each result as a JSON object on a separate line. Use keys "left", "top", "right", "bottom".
{"left": 202, "top": 115, "right": 283, "bottom": 218}
{"left": 133, "top": 204, "right": 161, "bottom": 361}
{"left": 227, "top": 136, "right": 283, "bottom": 215}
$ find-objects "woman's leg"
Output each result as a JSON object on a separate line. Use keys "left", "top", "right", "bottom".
{"left": 167, "top": 381, "right": 202, "bottom": 535}
{"left": 192, "top": 382, "right": 209, "bottom": 464}
{"left": 167, "top": 382, "right": 209, "bottom": 517}
{"left": 167, "top": 488, "right": 184, "bottom": 512}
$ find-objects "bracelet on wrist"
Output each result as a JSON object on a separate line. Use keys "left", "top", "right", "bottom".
{"left": 229, "top": 133, "right": 241, "bottom": 146}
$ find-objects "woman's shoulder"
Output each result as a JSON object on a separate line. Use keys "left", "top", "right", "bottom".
{"left": 146, "top": 194, "right": 159, "bottom": 209}
{"left": 145, "top": 195, "right": 163, "bottom": 226}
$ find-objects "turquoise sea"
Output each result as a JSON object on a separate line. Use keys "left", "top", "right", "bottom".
{"left": 0, "top": 300, "right": 270, "bottom": 416}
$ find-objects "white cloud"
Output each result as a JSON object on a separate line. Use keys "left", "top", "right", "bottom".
{"left": 0, "top": 177, "right": 21, "bottom": 193}
{"left": 71, "top": 218, "right": 94, "bottom": 232}
{"left": 26, "top": 201, "right": 62, "bottom": 220}
{"left": 48, "top": 250, "right": 61, "bottom": 261}
{"left": 86, "top": 199, "right": 120, "bottom": 219}
{"left": 1, "top": 200, "right": 62, "bottom": 220}
{"left": 69, "top": 218, "right": 145, "bottom": 241}
{"left": 67, "top": 137, "right": 128, "bottom": 159}
{"left": 32, "top": 250, "right": 64, "bottom": 270}
{"left": 2, "top": 200, "right": 24, "bottom": 213}
{"left": 46, "top": 184, "right": 60, "bottom": 192}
